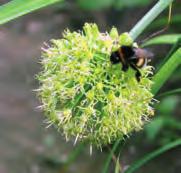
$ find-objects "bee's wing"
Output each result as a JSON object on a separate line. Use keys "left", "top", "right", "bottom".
{"left": 133, "top": 48, "right": 154, "bottom": 60}
{"left": 145, "top": 50, "right": 154, "bottom": 59}
{"left": 132, "top": 48, "right": 154, "bottom": 68}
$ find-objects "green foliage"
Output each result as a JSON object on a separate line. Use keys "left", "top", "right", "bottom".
{"left": 0, "top": 0, "right": 63, "bottom": 25}
{"left": 145, "top": 117, "right": 164, "bottom": 141}
{"left": 37, "top": 23, "right": 154, "bottom": 147}
{"left": 145, "top": 115, "right": 181, "bottom": 143}
{"left": 114, "top": 155, "right": 121, "bottom": 173}
{"left": 157, "top": 96, "right": 179, "bottom": 114}
{"left": 125, "top": 139, "right": 181, "bottom": 173}
{"left": 145, "top": 96, "right": 180, "bottom": 142}
{"left": 65, "top": 143, "right": 85, "bottom": 165}
{"left": 152, "top": 48, "right": 181, "bottom": 95}
{"left": 142, "top": 34, "right": 181, "bottom": 46}
{"left": 155, "top": 37, "right": 181, "bottom": 73}
{"left": 102, "top": 140, "right": 121, "bottom": 173}
{"left": 158, "top": 88, "right": 181, "bottom": 97}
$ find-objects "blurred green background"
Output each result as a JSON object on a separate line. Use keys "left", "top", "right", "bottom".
{"left": 0, "top": 0, "right": 180, "bottom": 173}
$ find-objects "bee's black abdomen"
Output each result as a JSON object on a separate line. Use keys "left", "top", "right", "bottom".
{"left": 110, "top": 51, "right": 120, "bottom": 64}
{"left": 121, "top": 46, "right": 135, "bottom": 59}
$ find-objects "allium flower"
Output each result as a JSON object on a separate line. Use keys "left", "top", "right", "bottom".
{"left": 37, "top": 23, "right": 154, "bottom": 147}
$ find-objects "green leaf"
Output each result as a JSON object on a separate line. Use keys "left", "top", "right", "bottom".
{"left": 165, "top": 118, "right": 181, "bottom": 130}
{"left": 125, "top": 139, "right": 181, "bottom": 173}
{"left": 158, "top": 88, "right": 181, "bottom": 97}
{"left": 155, "top": 37, "right": 181, "bottom": 73}
{"left": 0, "top": 0, "right": 63, "bottom": 25}
{"left": 142, "top": 34, "right": 181, "bottom": 46}
{"left": 65, "top": 142, "right": 85, "bottom": 165}
{"left": 114, "top": 155, "right": 121, "bottom": 173}
{"left": 145, "top": 117, "right": 164, "bottom": 141}
{"left": 77, "top": 0, "right": 113, "bottom": 10}
{"left": 157, "top": 96, "right": 179, "bottom": 114}
{"left": 102, "top": 139, "right": 121, "bottom": 173}
{"left": 152, "top": 48, "right": 181, "bottom": 95}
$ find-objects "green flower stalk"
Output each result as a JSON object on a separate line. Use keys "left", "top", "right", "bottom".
{"left": 37, "top": 23, "right": 154, "bottom": 147}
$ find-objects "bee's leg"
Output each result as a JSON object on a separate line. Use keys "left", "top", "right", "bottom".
{"left": 130, "top": 63, "right": 141, "bottom": 82}
{"left": 122, "top": 63, "right": 129, "bottom": 72}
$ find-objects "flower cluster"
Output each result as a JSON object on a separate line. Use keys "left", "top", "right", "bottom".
{"left": 37, "top": 23, "right": 154, "bottom": 147}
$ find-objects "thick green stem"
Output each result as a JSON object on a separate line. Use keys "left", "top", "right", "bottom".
{"left": 129, "top": 0, "right": 174, "bottom": 40}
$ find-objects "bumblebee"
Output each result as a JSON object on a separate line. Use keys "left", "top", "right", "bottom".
{"left": 110, "top": 45, "right": 153, "bottom": 82}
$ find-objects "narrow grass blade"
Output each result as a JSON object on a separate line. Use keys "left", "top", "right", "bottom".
{"left": 157, "top": 88, "right": 181, "bottom": 97}
{"left": 142, "top": 34, "right": 181, "bottom": 46}
{"left": 102, "top": 139, "right": 121, "bottom": 173}
{"left": 125, "top": 139, "right": 181, "bottom": 173}
{"left": 65, "top": 142, "right": 85, "bottom": 165}
{"left": 155, "top": 37, "right": 181, "bottom": 72}
{"left": 0, "top": 0, "right": 63, "bottom": 25}
{"left": 152, "top": 48, "right": 181, "bottom": 95}
{"left": 114, "top": 155, "right": 121, "bottom": 173}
